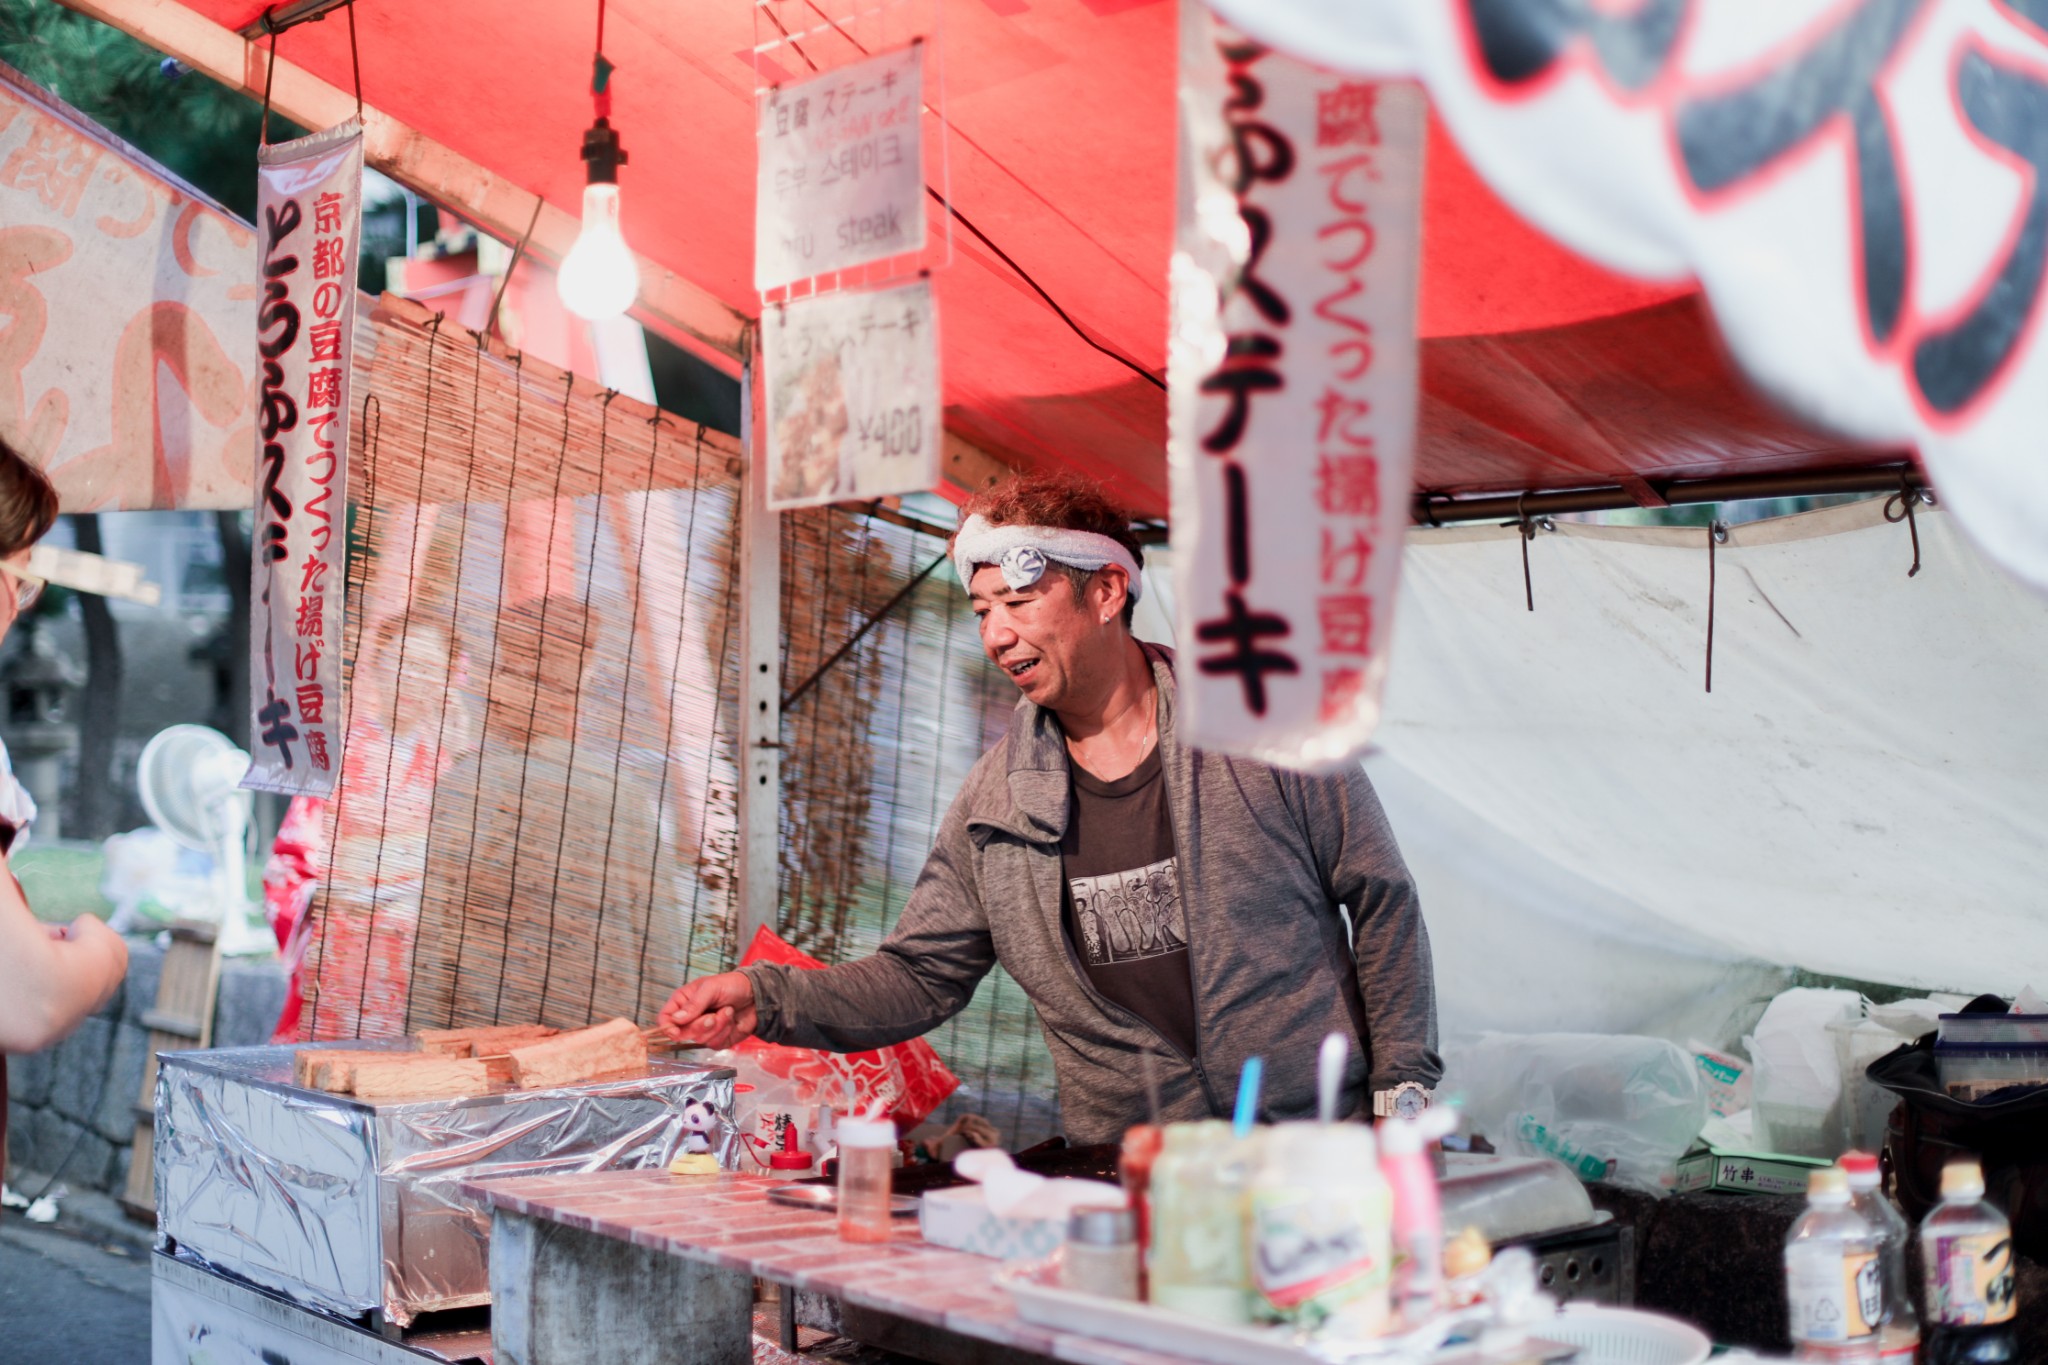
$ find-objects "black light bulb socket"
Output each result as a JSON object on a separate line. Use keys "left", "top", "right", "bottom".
{"left": 580, "top": 118, "right": 627, "bottom": 185}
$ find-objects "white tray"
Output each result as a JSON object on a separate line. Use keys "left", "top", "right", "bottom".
{"left": 998, "top": 1261, "right": 1313, "bottom": 1365}
{"left": 998, "top": 1263, "right": 1704, "bottom": 1365}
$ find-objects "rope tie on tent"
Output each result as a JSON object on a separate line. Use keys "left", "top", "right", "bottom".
{"left": 1502, "top": 494, "right": 1546, "bottom": 612}
{"left": 489, "top": 196, "right": 546, "bottom": 342}
{"left": 255, "top": 1, "right": 364, "bottom": 139}
{"left": 1706, "top": 520, "right": 1727, "bottom": 694}
{"left": 345, "top": 0, "right": 363, "bottom": 123}
{"left": 258, "top": 20, "right": 280, "bottom": 145}
{"left": 1884, "top": 474, "right": 1927, "bottom": 578}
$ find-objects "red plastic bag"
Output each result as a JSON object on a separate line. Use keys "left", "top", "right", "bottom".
{"left": 736, "top": 926, "right": 960, "bottom": 1129}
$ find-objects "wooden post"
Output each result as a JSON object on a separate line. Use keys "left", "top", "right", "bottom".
{"left": 122, "top": 920, "right": 226, "bottom": 1221}
{"left": 735, "top": 356, "right": 782, "bottom": 956}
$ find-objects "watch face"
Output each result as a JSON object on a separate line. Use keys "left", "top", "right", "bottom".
{"left": 1393, "top": 1085, "right": 1429, "bottom": 1119}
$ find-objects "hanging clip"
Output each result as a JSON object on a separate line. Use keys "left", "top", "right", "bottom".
{"left": 1499, "top": 493, "right": 1542, "bottom": 612}
{"left": 1883, "top": 473, "right": 1927, "bottom": 578}
{"left": 1705, "top": 520, "right": 1727, "bottom": 694}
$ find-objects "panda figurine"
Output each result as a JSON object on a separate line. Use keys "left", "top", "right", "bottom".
{"left": 668, "top": 1098, "right": 725, "bottom": 1176}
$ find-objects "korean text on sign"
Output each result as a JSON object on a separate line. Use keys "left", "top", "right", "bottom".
{"left": 755, "top": 41, "right": 926, "bottom": 292}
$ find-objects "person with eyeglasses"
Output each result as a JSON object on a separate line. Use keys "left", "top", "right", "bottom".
{"left": 0, "top": 438, "right": 128, "bottom": 1185}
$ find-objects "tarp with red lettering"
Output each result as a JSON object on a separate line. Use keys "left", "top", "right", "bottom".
{"left": 244, "top": 120, "right": 362, "bottom": 797}
{"left": 0, "top": 59, "right": 254, "bottom": 511}
{"left": 1205, "top": 0, "right": 2048, "bottom": 593}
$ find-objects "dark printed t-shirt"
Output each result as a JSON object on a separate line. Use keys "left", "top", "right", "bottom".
{"left": 1059, "top": 745, "right": 1199, "bottom": 1060}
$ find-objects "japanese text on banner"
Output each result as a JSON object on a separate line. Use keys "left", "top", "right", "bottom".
{"left": 755, "top": 41, "right": 926, "bottom": 292}
{"left": 244, "top": 121, "right": 361, "bottom": 796}
{"left": 763, "top": 277, "right": 940, "bottom": 509}
{"left": 1168, "top": 6, "right": 1424, "bottom": 771}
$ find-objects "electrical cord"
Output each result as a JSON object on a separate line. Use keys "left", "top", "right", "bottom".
{"left": 927, "top": 187, "right": 1166, "bottom": 392}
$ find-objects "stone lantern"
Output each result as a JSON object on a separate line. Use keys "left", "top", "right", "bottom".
{"left": 0, "top": 616, "right": 84, "bottom": 842}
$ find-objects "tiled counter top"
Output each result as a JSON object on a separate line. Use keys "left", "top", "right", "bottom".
{"left": 464, "top": 1170, "right": 1182, "bottom": 1365}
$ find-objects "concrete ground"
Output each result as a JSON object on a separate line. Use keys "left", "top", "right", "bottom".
{"left": 0, "top": 1199, "right": 152, "bottom": 1364}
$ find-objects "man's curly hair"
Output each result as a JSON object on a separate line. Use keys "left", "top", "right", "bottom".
{"left": 951, "top": 473, "right": 1143, "bottom": 626}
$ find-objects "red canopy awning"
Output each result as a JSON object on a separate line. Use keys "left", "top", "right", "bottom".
{"left": 111, "top": 0, "right": 1896, "bottom": 516}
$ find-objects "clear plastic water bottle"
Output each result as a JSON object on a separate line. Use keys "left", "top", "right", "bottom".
{"left": 1920, "top": 1159, "right": 2018, "bottom": 1365}
{"left": 1839, "top": 1152, "right": 1919, "bottom": 1365}
{"left": 1785, "top": 1166, "right": 1884, "bottom": 1363}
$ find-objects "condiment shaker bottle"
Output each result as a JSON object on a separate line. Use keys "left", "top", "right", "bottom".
{"left": 1062, "top": 1205, "right": 1140, "bottom": 1301}
{"left": 836, "top": 1114, "right": 896, "bottom": 1243}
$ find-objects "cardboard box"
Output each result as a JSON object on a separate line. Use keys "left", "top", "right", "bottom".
{"left": 1674, "top": 1146, "right": 1831, "bottom": 1196}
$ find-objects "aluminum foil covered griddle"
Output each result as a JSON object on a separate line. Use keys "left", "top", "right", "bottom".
{"left": 155, "top": 1042, "right": 736, "bottom": 1328}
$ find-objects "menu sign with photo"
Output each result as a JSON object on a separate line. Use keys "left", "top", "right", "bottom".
{"left": 755, "top": 41, "right": 926, "bottom": 291}
{"left": 763, "top": 277, "right": 939, "bottom": 509}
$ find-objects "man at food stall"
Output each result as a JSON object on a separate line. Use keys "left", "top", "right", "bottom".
{"left": 660, "top": 474, "right": 1439, "bottom": 1144}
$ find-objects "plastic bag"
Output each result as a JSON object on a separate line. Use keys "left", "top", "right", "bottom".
{"left": 732, "top": 926, "right": 960, "bottom": 1134}
{"left": 1443, "top": 1033, "right": 1707, "bottom": 1195}
{"left": 1744, "top": 987, "right": 1862, "bottom": 1157}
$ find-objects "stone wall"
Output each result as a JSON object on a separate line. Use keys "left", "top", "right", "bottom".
{"left": 4, "top": 937, "right": 287, "bottom": 1197}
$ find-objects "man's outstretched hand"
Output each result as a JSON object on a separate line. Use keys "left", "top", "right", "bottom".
{"left": 657, "top": 971, "right": 760, "bottom": 1049}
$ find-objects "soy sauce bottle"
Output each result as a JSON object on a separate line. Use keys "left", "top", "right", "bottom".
{"left": 1920, "top": 1160, "right": 2017, "bottom": 1365}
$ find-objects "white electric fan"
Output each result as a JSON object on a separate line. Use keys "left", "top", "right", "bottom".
{"left": 136, "top": 723, "right": 263, "bottom": 950}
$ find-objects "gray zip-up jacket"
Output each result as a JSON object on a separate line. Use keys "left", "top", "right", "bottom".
{"left": 741, "top": 643, "right": 1441, "bottom": 1145}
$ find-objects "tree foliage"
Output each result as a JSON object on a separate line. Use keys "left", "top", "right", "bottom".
{"left": 0, "top": 0, "right": 300, "bottom": 221}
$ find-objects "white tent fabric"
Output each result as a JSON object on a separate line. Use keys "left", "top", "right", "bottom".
{"left": 1145, "top": 500, "right": 2045, "bottom": 1047}
{"left": 1364, "top": 753, "right": 1791, "bottom": 1047}
{"left": 1374, "top": 501, "right": 2048, "bottom": 1030}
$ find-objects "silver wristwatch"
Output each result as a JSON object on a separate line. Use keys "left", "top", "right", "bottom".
{"left": 1372, "top": 1082, "right": 1434, "bottom": 1119}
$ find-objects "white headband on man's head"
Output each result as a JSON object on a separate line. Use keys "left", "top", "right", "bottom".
{"left": 951, "top": 514, "right": 1144, "bottom": 604}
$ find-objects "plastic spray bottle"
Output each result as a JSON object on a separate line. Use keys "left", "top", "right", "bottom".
{"left": 1381, "top": 1104, "right": 1458, "bottom": 1324}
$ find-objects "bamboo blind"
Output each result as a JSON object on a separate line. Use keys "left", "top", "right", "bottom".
{"left": 298, "top": 295, "right": 1059, "bottom": 1143}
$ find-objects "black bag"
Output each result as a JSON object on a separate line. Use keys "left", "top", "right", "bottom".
{"left": 1869, "top": 1035, "right": 2048, "bottom": 1262}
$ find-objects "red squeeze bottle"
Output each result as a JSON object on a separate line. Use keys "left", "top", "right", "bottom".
{"left": 769, "top": 1122, "right": 815, "bottom": 1174}
{"left": 1120, "top": 1124, "right": 1163, "bottom": 1297}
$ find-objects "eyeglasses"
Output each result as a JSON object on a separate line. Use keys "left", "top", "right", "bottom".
{"left": 1, "top": 566, "right": 43, "bottom": 613}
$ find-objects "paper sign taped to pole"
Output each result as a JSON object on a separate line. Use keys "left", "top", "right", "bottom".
{"left": 1168, "top": 5, "right": 1424, "bottom": 771}
{"left": 244, "top": 121, "right": 362, "bottom": 796}
{"left": 764, "top": 277, "right": 940, "bottom": 509}
{"left": 755, "top": 41, "right": 926, "bottom": 291}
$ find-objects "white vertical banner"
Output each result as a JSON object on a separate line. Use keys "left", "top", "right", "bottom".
{"left": 762, "top": 277, "right": 940, "bottom": 509}
{"left": 244, "top": 121, "right": 362, "bottom": 795}
{"left": 1168, "top": 4, "right": 1424, "bottom": 771}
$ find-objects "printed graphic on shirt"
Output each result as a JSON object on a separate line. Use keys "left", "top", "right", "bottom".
{"left": 1070, "top": 856, "right": 1187, "bottom": 966}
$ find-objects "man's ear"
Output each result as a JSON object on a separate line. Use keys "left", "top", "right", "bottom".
{"left": 1093, "top": 564, "right": 1131, "bottom": 623}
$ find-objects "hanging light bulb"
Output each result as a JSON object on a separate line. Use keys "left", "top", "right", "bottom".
{"left": 558, "top": 49, "right": 640, "bottom": 322}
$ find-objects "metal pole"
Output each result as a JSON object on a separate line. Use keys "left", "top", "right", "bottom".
{"left": 1411, "top": 463, "right": 1923, "bottom": 527}
{"left": 735, "top": 356, "right": 782, "bottom": 955}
